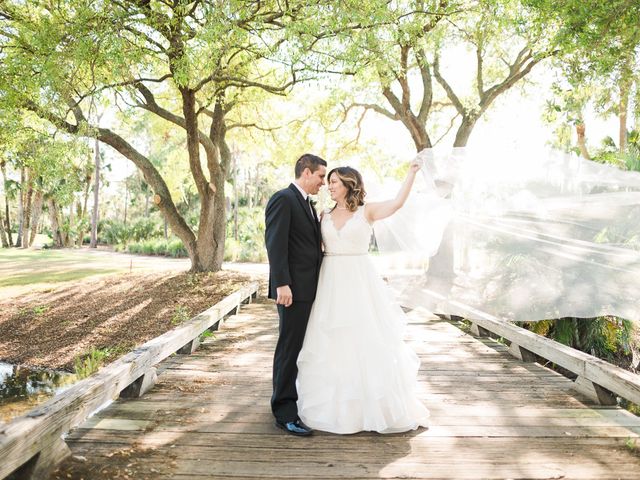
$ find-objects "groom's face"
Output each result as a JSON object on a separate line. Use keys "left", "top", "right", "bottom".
{"left": 304, "top": 166, "right": 327, "bottom": 195}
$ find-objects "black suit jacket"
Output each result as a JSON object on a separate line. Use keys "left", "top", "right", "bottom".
{"left": 265, "top": 184, "right": 322, "bottom": 302}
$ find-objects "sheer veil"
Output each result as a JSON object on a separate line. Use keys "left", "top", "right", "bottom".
{"left": 372, "top": 147, "right": 640, "bottom": 324}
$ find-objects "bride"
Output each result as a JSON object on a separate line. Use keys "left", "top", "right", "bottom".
{"left": 296, "top": 161, "right": 430, "bottom": 434}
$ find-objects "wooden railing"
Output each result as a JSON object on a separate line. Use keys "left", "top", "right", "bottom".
{"left": 458, "top": 308, "right": 640, "bottom": 407}
{"left": 0, "top": 281, "right": 259, "bottom": 480}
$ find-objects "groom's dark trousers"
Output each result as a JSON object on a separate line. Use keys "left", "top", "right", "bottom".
{"left": 265, "top": 184, "right": 322, "bottom": 423}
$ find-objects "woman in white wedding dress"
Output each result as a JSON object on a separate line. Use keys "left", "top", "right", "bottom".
{"left": 296, "top": 162, "right": 429, "bottom": 434}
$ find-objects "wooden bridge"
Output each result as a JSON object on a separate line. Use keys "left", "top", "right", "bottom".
{"left": 2, "top": 287, "right": 640, "bottom": 479}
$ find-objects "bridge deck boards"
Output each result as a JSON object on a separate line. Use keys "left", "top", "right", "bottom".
{"left": 51, "top": 301, "right": 640, "bottom": 479}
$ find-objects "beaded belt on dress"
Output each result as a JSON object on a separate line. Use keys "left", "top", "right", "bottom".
{"left": 323, "top": 252, "right": 367, "bottom": 256}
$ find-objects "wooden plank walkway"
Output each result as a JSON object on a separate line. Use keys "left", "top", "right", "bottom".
{"left": 51, "top": 299, "right": 640, "bottom": 479}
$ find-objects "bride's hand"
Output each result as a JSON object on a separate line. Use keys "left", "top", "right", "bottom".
{"left": 408, "top": 160, "right": 422, "bottom": 175}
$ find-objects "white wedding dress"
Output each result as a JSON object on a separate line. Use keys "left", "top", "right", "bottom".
{"left": 296, "top": 205, "right": 430, "bottom": 434}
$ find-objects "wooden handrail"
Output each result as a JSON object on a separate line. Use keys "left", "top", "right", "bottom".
{"left": 0, "top": 281, "right": 259, "bottom": 480}
{"left": 457, "top": 305, "right": 640, "bottom": 407}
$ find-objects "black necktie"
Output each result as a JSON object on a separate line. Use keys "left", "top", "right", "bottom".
{"left": 306, "top": 197, "right": 316, "bottom": 221}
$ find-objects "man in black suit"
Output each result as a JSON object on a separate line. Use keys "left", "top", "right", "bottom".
{"left": 265, "top": 153, "right": 327, "bottom": 436}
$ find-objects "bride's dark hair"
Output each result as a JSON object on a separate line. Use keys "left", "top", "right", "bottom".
{"left": 328, "top": 167, "right": 366, "bottom": 212}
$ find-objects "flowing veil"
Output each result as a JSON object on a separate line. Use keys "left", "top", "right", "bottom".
{"left": 372, "top": 147, "right": 640, "bottom": 325}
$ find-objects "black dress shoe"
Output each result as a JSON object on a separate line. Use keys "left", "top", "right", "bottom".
{"left": 275, "top": 419, "right": 314, "bottom": 436}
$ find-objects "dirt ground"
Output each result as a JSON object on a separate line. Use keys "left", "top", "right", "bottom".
{"left": 0, "top": 270, "right": 267, "bottom": 371}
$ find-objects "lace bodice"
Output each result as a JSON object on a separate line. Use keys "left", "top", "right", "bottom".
{"left": 321, "top": 205, "right": 372, "bottom": 255}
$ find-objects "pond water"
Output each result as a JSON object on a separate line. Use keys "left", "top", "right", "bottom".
{"left": 0, "top": 362, "right": 78, "bottom": 422}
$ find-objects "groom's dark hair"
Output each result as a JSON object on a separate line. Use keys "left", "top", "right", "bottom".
{"left": 295, "top": 154, "right": 327, "bottom": 178}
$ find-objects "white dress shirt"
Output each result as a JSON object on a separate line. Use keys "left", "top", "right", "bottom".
{"left": 293, "top": 181, "right": 317, "bottom": 221}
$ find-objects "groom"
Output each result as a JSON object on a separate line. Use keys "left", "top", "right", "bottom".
{"left": 264, "top": 153, "right": 327, "bottom": 436}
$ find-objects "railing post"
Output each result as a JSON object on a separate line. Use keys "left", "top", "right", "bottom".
{"left": 508, "top": 343, "right": 538, "bottom": 363}
{"left": 470, "top": 322, "right": 491, "bottom": 337}
{"left": 573, "top": 376, "right": 618, "bottom": 406}
{"left": 177, "top": 336, "right": 201, "bottom": 354}
{"left": 120, "top": 368, "right": 158, "bottom": 398}
{"left": 456, "top": 312, "right": 640, "bottom": 408}
{"left": 224, "top": 304, "right": 241, "bottom": 320}
{"left": 0, "top": 282, "right": 260, "bottom": 480}
{"left": 7, "top": 438, "right": 71, "bottom": 480}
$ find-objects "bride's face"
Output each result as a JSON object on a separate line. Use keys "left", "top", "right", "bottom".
{"left": 328, "top": 174, "right": 347, "bottom": 202}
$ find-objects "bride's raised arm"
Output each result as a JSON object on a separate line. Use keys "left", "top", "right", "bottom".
{"left": 364, "top": 161, "right": 421, "bottom": 223}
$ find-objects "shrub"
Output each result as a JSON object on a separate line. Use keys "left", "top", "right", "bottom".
{"left": 171, "top": 305, "right": 191, "bottom": 325}
{"left": 73, "top": 347, "right": 110, "bottom": 379}
{"left": 98, "top": 218, "right": 164, "bottom": 245}
{"left": 224, "top": 237, "right": 243, "bottom": 262}
{"left": 124, "top": 237, "right": 188, "bottom": 258}
{"left": 131, "top": 218, "right": 162, "bottom": 242}
{"left": 168, "top": 238, "right": 188, "bottom": 257}
{"left": 226, "top": 206, "right": 267, "bottom": 262}
{"left": 99, "top": 219, "right": 132, "bottom": 245}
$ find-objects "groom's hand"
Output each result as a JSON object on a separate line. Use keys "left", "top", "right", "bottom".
{"left": 276, "top": 285, "right": 293, "bottom": 307}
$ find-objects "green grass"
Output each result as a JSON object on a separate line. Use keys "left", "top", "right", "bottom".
{"left": 0, "top": 248, "right": 72, "bottom": 262}
{"left": 0, "top": 248, "right": 128, "bottom": 288}
{"left": 626, "top": 437, "right": 639, "bottom": 456}
{"left": 0, "top": 268, "right": 124, "bottom": 287}
{"left": 171, "top": 305, "right": 192, "bottom": 325}
{"left": 73, "top": 345, "right": 130, "bottom": 379}
{"left": 73, "top": 347, "right": 108, "bottom": 378}
{"left": 32, "top": 305, "right": 49, "bottom": 315}
{"left": 199, "top": 330, "right": 216, "bottom": 341}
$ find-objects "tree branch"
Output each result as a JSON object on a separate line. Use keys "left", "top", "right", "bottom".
{"left": 207, "top": 98, "right": 227, "bottom": 176}
{"left": 398, "top": 44, "right": 411, "bottom": 110}
{"left": 382, "top": 87, "right": 407, "bottom": 119}
{"left": 352, "top": 102, "right": 399, "bottom": 121}
{"left": 67, "top": 74, "right": 173, "bottom": 111}
{"left": 328, "top": 102, "right": 397, "bottom": 134}
{"left": 415, "top": 47, "right": 433, "bottom": 123}
{"left": 481, "top": 50, "right": 543, "bottom": 109}
{"left": 433, "top": 53, "right": 464, "bottom": 114}
{"left": 433, "top": 113, "right": 460, "bottom": 146}
{"left": 22, "top": 98, "right": 196, "bottom": 247}
{"left": 421, "top": 0, "right": 450, "bottom": 35}
{"left": 476, "top": 42, "right": 484, "bottom": 97}
{"left": 226, "top": 122, "right": 285, "bottom": 132}
{"left": 338, "top": 108, "right": 368, "bottom": 151}
{"left": 180, "top": 87, "right": 210, "bottom": 198}
{"left": 135, "top": 82, "right": 217, "bottom": 158}
{"left": 195, "top": 71, "right": 300, "bottom": 93}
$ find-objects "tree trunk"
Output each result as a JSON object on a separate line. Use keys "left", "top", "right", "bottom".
{"left": 233, "top": 155, "right": 238, "bottom": 240}
{"left": 403, "top": 115, "right": 432, "bottom": 152}
{"left": 380, "top": 85, "right": 432, "bottom": 152}
{"left": 193, "top": 177, "right": 226, "bottom": 272}
{"left": 0, "top": 210, "right": 8, "bottom": 247}
{"left": 453, "top": 115, "right": 480, "bottom": 148}
{"left": 1, "top": 161, "right": 12, "bottom": 246}
{"left": 76, "top": 171, "right": 92, "bottom": 247}
{"left": 180, "top": 87, "right": 225, "bottom": 272}
{"left": 123, "top": 181, "right": 129, "bottom": 227}
{"left": 254, "top": 163, "right": 261, "bottom": 207}
{"left": 576, "top": 123, "right": 591, "bottom": 160}
{"left": 29, "top": 93, "right": 222, "bottom": 271}
{"left": 22, "top": 173, "right": 33, "bottom": 248}
{"left": 619, "top": 56, "right": 634, "bottom": 153}
{"left": 14, "top": 166, "right": 25, "bottom": 247}
{"left": 90, "top": 137, "right": 100, "bottom": 248}
{"left": 62, "top": 202, "right": 73, "bottom": 247}
{"left": 48, "top": 198, "right": 64, "bottom": 247}
{"left": 619, "top": 85, "right": 630, "bottom": 153}
{"left": 28, "top": 190, "right": 44, "bottom": 247}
